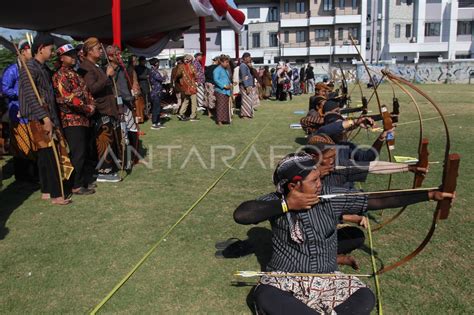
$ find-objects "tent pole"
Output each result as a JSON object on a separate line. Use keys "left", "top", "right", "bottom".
{"left": 234, "top": 32, "right": 239, "bottom": 64}
{"left": 112, "top": 0, "right": 122, "bottom": 49}
{"left": 199, "top": 17, "right": 206, "bottom": 66}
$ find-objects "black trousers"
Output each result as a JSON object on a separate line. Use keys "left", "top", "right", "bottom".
{"left": 337, "top": 226, "right": 366, "bottom": 255}
{"left": 254, "top": 284, "right": 375, "bottom": 315}
{"left": 13, "top": 156, "right": 38, "bottom": 182}
{"left": 37, "top": 147, "right": 62, "bottom": 198}
{"left": 64, "top": 126, "right": 89, "bottom": 189}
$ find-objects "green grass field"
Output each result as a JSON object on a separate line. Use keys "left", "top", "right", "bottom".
{"left": 0, "top": 84, "right": 473, "bottom": 314}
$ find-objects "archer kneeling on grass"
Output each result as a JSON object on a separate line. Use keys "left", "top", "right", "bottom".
{"left": 233, "top": 152, "right": 454, "bottom": 315}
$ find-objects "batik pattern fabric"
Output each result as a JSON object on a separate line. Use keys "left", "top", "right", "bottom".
{"left": 96, "top": 120, "right": 119, "bottom": 174}
{"left": 177, "top": 63, "right": 197, "bottom": 96}
{"left": 149, "top": 67, "right": 164, "bottom": 99}
{"left": 122, "top": 105, "right": 138, "bottom": 132}
{"left": 53, "top": 66, "right": 94, "bottom": 128}
{"left": 239, "top": 86, "right": 254, "bottom": 118}
{"left": 300, "top": 110, "right": 324, "bottom": 135}
{"left": 259, "top": 272, "right": 367, "bottom": 314}
{"left": 196, "top": 83, "right": 205, "bottom": 108}
{"left": 204, "top": 82, "right": 216, "bottom": 109}
{"left": 214, "top": 92, "right": 230, "bottom": 123}
{"left": 10, "top": 122, "right": 36, "bottom": 159}
{"left": 252, "top": 86, "right": 260, "bottom": 108}
{"left": 193, "top": 60, "right": 205, "bottom": 84}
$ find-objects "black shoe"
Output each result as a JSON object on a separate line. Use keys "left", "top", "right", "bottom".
{"left": 177, "top": 114, "right": 188, "bottom": 121}
{"left": 87, "top": 182, "right": 97, "bottom": 189}
{"left": 73, "top": 187, "right": 96, "bottom": 195}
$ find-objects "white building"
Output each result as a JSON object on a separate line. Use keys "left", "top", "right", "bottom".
{"left": 374, "top": 0, "right": 474, "bottom": 62}
{"left": 169, "top": 0, "right": 474, "bottom": 65}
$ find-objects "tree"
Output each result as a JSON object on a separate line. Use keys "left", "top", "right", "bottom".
{"left": 0, "top": 48, "right": 16, "bottom": 74}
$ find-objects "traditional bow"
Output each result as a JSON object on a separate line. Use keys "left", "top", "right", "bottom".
{"left": 372, "top": 77, "right": 425, "bottom": 231}
{"left": 337, "top": 62, "right": 350, "bottom": 107}
{"left": 373, "top": 70, "right": 461, "bottom": 275}
{"left": 348, "top": 35, "right": 394, "bottom": 191}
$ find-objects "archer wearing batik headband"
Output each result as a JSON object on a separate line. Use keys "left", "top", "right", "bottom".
{"left": 304, "top": 134, "right": 428, "bottom": 269}
{"left": 233, "top": 152, "right": 453, "bottom": 315}
{"left": 79, "top": 37, "right": 121, "bottom": 183}
{"left": 310, "top": 103, "right": 391, "bottom": 163}
{"left": 52, "top": 42, "right": 96, "bottom": 195}
{"left": 175, "top": 54, "right": 199, "bottom": 121}
{"left": 306, "top": 134, "right": 428, "bottom": 190}
{"left": 106, "top": 44, "right": 139, "bottom": 171}
{"left": 19, "top": 33, "right": 71, "bottom": 205}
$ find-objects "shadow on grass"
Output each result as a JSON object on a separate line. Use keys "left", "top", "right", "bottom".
{"left": 247, "top": 227, "right": 273, "bottom": 271}
{"left": 224, "top": 227, "right": 273, "bottom": 313}
{"left": 246, "top": 227, "right": 272, "bottom": 315}
{"left": 0, "top": 177, "right": 39, "bottom": 240}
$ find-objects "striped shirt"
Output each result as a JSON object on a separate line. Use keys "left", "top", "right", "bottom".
{"left": 19, "top": 59, "right": 59, "bottom": 127}
{"left": 258, "top": 186, "right": 367, "bottom": 273}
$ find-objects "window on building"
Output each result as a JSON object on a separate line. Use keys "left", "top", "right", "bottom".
{"left": 339, "top": 0, "right": 345, "bottom": 9}
{"left": 349, "top": 27, "right": 358, "bottom": 40}
{"left": 407, "top": 0, "right": 413, "bottom": 5}
{"left": 323, "top": 0, "right": 333, "bottom": 11}
{"left": 247, "top": 7, "right": 260, "bottom": 19}
{"left": 457, "top": 21, "right": 473, "bottom": 36}
{"left": 284, "top": 31, "right": 289, "bottom": 43}
{"left": 252, "top": 33, "right": 261, "bottom": 48}
{"left": 338, "top": 28, "right": 344, "bottom": 40}
{"left": 268, "top": 7, "right": 279, "bottom": 21}
{"left": 425, "top": 22, "right": 441, "bottom": 36}
{"left": 395, "top": 24, "right": 401, "bottom": 38}
{"left": 284, "top": 2, "right": 289, "bottom": 14}
{"left": 459, "top": 0, "right": 474, "bottom": 8}
{"left": 315, "top": 29, "right": 330, "bottom": 41}
{"left": 269, "top": 33, "right": 278, "bottom": 47}
{"left": 296, "top": 30, "right": 306, "bottom": 42}
{"left": 296, "top": 1, "right": 305, "bottom": 13}
{"left": 406, "top": 24, "right": 412, "bottom": 38}
{"left": 366, "top": 30, "right": 371, "bottom": 50}
{"left": 352, "top": 0, "right": 357, "bottom": 9}
{"left": 396, "top": 0, "right": 401, "bottom": 5}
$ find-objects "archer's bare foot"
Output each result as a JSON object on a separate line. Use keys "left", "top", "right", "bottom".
{"left": 51, "top": 197, "right": 72, "bottom": 205}
{"left": 337, "top": 255, "right": 360, "bottom": 270}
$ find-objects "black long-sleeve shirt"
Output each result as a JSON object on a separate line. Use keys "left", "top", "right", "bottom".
{"left": 234, "top": 188, "right": 429, "bottom": 274}
{"left": 234, "top": 189, "right": 430, "bottom": 225}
